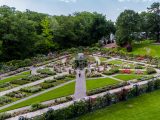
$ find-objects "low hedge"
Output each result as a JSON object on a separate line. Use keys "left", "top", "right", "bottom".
{"left": 10, "top": 80, "right": 29, "bottom": 85}
{"left": 0, "top": 96, "right": 12, "bottom": 105}
{"left": 103, "top": 68, "right": 119, "bottom": 75}
{"left": 21, "top": 86, "right": 42, "bottom": 93}
{"left": 146, "top": 67, "right": 157, "bottom": 74}
{"left": 37, "top": 69, "right": 56, "bottom": 76}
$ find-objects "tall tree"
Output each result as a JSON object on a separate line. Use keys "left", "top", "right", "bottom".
{"left": 116, "top": 10, "right": 140, "bottom": 51}
{"left": 147, "top": 2, "right": 160, "bottom": 42}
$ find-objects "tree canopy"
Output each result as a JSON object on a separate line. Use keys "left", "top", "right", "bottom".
{"left": 0, "top": 6, "right": 115, "bottom": 61}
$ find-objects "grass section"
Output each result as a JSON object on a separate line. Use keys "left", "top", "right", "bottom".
{"left": 99, "top": 57, "right": 107, "bottom": 62}
{"left": 86, "top": 78, "right": 120, "bottom": 91}
{"left": 113, "top": 74, "right": 143, "bottom": 81}
{"left": 121, "top": 40, "right": 160, "bottom": 57}
{"left": 108, "top": 60, "right": 123, "bottom": 65}
{"left": 0, "top": 71, "right": 31, "bottom": 84}
{"left": 0, "top": 82, "right": 75, "bottom": 113}
{"left": 78, "top": 90, "right": 160, "bottom": 120}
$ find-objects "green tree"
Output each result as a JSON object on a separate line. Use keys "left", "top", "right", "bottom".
{"left": 116, "top": 10, "right": 140, "bottom": 51}
{"left": 147, "top": 2, "right": 160, "bottom": 42}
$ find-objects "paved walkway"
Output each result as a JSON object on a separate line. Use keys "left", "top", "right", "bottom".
{"left": 6, "top": 78, "right": 157, "bottom": 120}
{"left": 74, "top": 69, "right": 86, "bottom": 99}
{"left": 102, "top": 74, "right": 123, "bottom": 82}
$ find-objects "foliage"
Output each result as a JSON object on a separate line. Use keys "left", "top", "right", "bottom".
{"left": 103, "top": 68, "right": 119, "bottom": 75}
{"left": 0, "top": 113, "right": 11, "bottom": 120}
{"left": 30, "top": 103, "right": 45, "bottom": 111}
{"left": 0, "top": 96, "right": 12, "bottom": 105}
{"left": 37, "top": 69, "right": 56, "bottom": 75}
{"left": 116, "top": 10, "right": 140, "bottom": 48}
{"left": 146, "top": 67, "right": 157, "bottom": 74}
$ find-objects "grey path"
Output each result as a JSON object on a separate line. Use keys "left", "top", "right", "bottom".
{"left": 102, "top": 74, "right": 123, "bottom": 82}
{"left": 94, "top": 56, "right": 101, "bottom": 65}
{"left": 0, "top": 79, "right": 75, "bottom": 111}
{"left": 74, "top": 69, "right": 86, "bottom": 99}
{"left": 0, "top": 72, "right": 68, "bottom": 96}
{"left": 6, "top": 77, "right": 159, "bottom": 120}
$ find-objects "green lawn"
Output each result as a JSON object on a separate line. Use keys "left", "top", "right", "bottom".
{"left": 86, "top": 78, "right": 120, "bottom": 91}
{"left": 0, "top": 78, "right": 120, "bottom": 112}
{"left": 78, "top": 90, "right": 160, "bottom": 120}
{"left": 0, "top": 71, "right": 31, "bottom": 84}
{"left": 108, "top": 60, "right": 123, "bottom": 65}
{"left": 121, "top": 40, "right": 160, "bottom": 57}
{"left": 113, "top": 74, "right": 143, "bottom": 81}
{"left": 99, "top": 57, "right": 107, "bottom": 62}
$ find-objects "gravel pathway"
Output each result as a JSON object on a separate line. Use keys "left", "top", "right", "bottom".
{"left": 74, "top": 69, "right": 86, "bottom": 99}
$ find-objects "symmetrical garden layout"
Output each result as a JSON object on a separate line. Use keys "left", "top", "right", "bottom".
{"left": 0, "top": 52, "right": 159, "bottom": 119}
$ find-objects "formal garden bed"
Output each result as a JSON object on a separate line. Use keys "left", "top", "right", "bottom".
{"left": 0, "top": 74, "right": 75, "bottom": 108}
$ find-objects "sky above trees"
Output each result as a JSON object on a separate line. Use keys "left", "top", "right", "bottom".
{"left": 0, "top": 0, "right": 159, "bottom": 21}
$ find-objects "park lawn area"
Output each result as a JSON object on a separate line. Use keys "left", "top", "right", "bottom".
{"left": 86, "top": 78, "right": 120, "bottom": 91}
{"left": 108, "top": 60, "right": 123, "bottom": 65}
{"left": 99, "top": 57, "right": 107, "bottom": 62}
{"left": 78, "top": 90, "right": 160, "bottom": 120}
{"left": 0, "top": 82, "right": 75, "bottom": 113}
{"left": 113, "top": 74, "right": 144, "bottom": 81}
{"left": 121, "top": 40, "right": 160, "bottom": 57}
{"left": 0, "top": 71, "right": 31, "bottom": 84}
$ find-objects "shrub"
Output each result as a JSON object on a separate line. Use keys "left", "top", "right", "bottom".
{"left": 0, "top": 113, "right": 11, "bottom": 120}
{"left": 0, "top": 83, "right": 10, "bottom": 88}
{"left": 87, "top": 73, "right": 102, "bottom": 78}
{"left": 10, "top": 79, "right": 29, "bottom": 85}
{"left": 54, "top": 75, "right": 65, "bottom": 80}
{"left": 44, "top": 79, "right": 56, "bottom": 83}
{"left": 135, "top": 65, "right": 143, "bottom": 69}
{"left": 146, "top": 67, "right": 157, "bottom": 74}
{"left": 40, "top": 83, "right": 54, "bottom": 89}
{"left": 6, "top": 91, "right": 26, "bottom": 98}
{"left": 121, "top": 69, "right": 131, "bottom": 74}
{"left": 30, "top": 103, "right": 45, "bottom": 111}
{"left": 37, "top": 69, "right": 56, "bottom": 76}
{"left": 22, "top": 75, "right": 41, "bottom": 82}
{"left": 0, "top": 96, "right": 12, "bottom": 105}
{"left": 103, "top": 68, "right": 119, "bottom": 75}
{"left": 21, "top": 86, "right": 42, "bottom": 93}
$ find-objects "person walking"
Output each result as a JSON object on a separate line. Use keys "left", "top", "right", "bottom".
{"left": 79, "top": 71, "right": 81, "bottom": 78}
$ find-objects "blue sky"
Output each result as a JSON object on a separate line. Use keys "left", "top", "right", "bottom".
{"left": 0, "top": 0, "right": 159, "bottom": 21}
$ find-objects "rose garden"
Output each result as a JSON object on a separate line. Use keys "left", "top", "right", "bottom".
{"left": 0, "top": 44, "right": 160, "bottom": 120}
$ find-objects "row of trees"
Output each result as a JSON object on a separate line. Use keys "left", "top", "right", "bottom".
{"left": 116, "top": 2, "right": 160, "bottom": 50}
{"left": 0, "top": 5, "right": 115, "bottom": 61}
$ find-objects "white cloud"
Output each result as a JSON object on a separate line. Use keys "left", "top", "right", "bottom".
{"left": 59, "top": 0, "right": 77, "bottom": 3}
{"left": 118, "top": 0, "right": 160, "bottom": 2}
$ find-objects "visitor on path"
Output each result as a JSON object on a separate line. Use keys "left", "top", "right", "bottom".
{"left": 79, "top": 71, "right": 81, "bottom": 78}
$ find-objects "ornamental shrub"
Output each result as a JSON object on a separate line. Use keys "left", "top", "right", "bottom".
{"left": 146, "top": 67, "right": 157, "bottom": 74}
